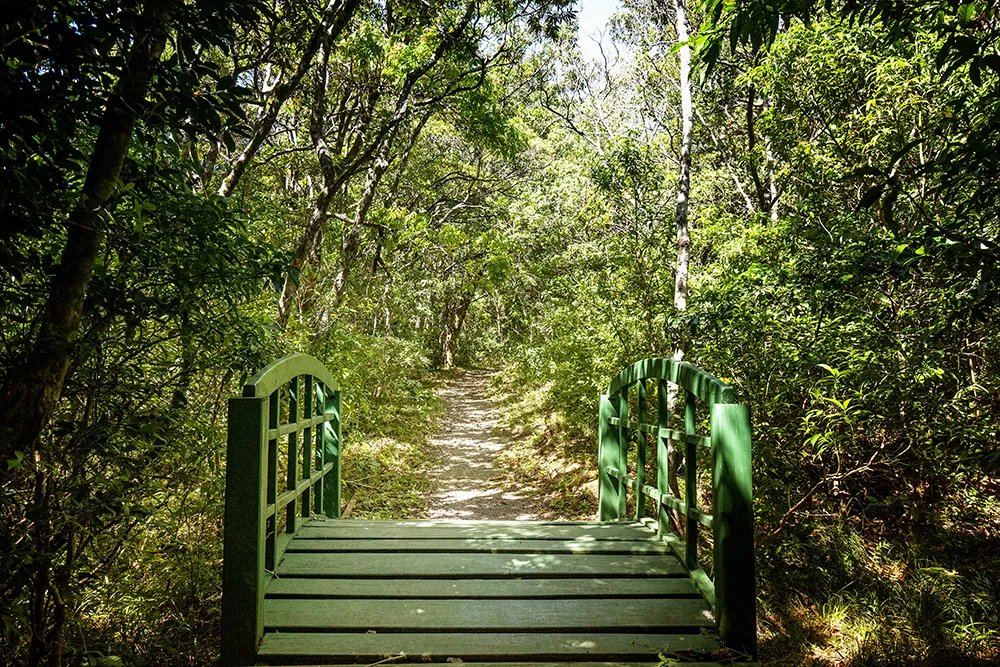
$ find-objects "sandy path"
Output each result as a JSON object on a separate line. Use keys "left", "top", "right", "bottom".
{"left": 425, "top": 370, "right": 540, "bottom": 520}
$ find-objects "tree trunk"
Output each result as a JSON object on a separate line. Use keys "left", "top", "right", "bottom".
{"left": 330, "top": 150, "right": 392, "bottom": 308}
{"left": 745, "top": 82, "right": 773, "bottom": 215}
{"left": 673, "top": 0, "right": 692, "bottom": 321}
{"left": 277, "top": 32, "right": 337, "bottom": 328}
{"left": 0, "top": 8, "right": 172, "bottom": 463}
{"left": 667, "top": 0, "right": 694, "bottom": 536}
{"left": 440, "top": 295, "right": 472, "bottom": 369}
{"left": 276, "top": 0, "right": 476, "bottom": 326}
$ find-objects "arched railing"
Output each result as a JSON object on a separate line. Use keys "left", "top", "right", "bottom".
{"left": 598, "top": 358, "right": 756, "bottom": 656}
{"left": 221, "top": 353, "right": 342, "bottom": 666}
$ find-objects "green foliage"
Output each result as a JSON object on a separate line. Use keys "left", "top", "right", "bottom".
{"left": 3, "top": 0, "right": 1000, "bottom": 664}
{"left": 489, "top": 4, "right": 1000, "bottom": 664}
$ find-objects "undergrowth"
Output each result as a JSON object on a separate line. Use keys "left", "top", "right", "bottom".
{"left": 339, "top": 372, "right": 444, "bottom": 519}
{"left": 494, "top": 366, "right": 1000, "bottom": 667}
{"left": 757, "top": 498, "right": 1000, "bottom": 666}
{"left": 488, "top": 370, "right": 598, "bottom": 520}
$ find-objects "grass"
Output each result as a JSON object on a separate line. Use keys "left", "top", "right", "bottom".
{"left": 488, "top": 373, "right": 599, "bottom": 519}
{"left": 756, "top": 501, "right": 1000, "bottom": 666}
{"left": 339, "top": 372, "right": 446, "bottom": 520}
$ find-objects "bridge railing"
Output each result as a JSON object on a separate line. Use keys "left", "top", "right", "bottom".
{"left": 221, "top": 353, "right": 342, "bottom": 667}
{"left": 598, "top": 358, "right": 755, "bottom": 656}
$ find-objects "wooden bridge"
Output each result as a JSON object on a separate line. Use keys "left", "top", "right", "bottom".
{"left": 221, "top": 355, "right": 756, "bottom": 666}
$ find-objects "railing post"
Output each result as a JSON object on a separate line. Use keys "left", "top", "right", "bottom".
{"left": 221, "top": 396, "right": 268, "bottom": 667}
{"left": 598, "top": 393, "right": 621, "bottom": 520}
{"left": 710, "top": 402, "right": 756, "bottom": 658}
{"left": 322, "top": 388, "right": 342, "bottom": 518}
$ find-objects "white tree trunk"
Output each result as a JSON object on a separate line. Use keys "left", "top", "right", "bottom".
{"left": 666, "top": 0, "right": 695, "bottom": 538}
{"left": 672, "top": 0, "right": 693, "bottom": 326}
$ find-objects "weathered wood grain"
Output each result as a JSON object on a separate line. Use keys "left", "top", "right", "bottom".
{"left": 275, "top": 552, "right": 686, "bottom": 578}
{"left": 256, "top": 631, "right": 720, "bottom": 663}
{"left": 263, "top": 597, "right": 715, "bottom": 632}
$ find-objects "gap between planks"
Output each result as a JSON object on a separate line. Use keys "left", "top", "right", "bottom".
{"left": 265, "top": 577, "right": 700, "bottom": 599}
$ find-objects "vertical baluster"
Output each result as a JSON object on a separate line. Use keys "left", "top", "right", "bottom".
{"left": 617, "top": 386, "right": 629, "bottom": 520}
{"left": 313, "top": 383, "right": 325, "bottom": 515}
{"left": 301, "top": 375, "right": 313, "bottom": 520}
{"left": 657, "top": 379, "right": 671, "bottom": 537}
{"left": 265, "top": 391, "right": 279, "bottom": 571}
{"left": 684, "top": 390, "right": 698, "bottom": 570}
{"left": 286, "top": 377, "right": 298, "bottom": 533}
{"left": 634, "top": 379, "right": 647, "bottom": 521}
{"left": 322, "top": 389, "right": 342, "bottom": 518}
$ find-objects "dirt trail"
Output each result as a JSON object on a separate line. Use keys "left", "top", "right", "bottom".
{"left": 425, "top": 370, "right": 540, "bottom": 520}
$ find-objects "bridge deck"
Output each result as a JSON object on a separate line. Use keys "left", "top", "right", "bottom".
{"left": 256, "top": 519, "right": 725, "bottom": 665}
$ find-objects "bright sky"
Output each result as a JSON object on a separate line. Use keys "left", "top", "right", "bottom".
{"left": 576, "top": 0, "right": 621, "bottom": 61}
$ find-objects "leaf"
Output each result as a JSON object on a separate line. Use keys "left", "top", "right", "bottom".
{"left": 984, "top": 54, "right": 1000, "bottom": 76}
{"left": 221, "top": 130, "right": 236, "bottom": 153}
{"left": 858, "top": 184, "right": 885, "bottom": 209}
{"left": 957, "top": 3, "right": 978, "bottom": 23}
{"left": 970, "top": 58, "right": 982, "bottom": 87}
{"left": 6, "top": 450, "right": 25, "bottom": 471}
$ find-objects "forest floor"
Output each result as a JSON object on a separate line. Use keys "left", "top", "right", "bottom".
{"left": 425, "top": 369, "right": 543, "bottom": 520}
{"left": 423, "top": 368, "right": 599, "bottom": 521}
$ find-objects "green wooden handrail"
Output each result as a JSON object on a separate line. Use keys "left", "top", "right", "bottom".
{"left": 221, "top": 353, "right": 343, "bottom": 667}
{"left": 598, "top": 358, "right": 756, "bottom": 657}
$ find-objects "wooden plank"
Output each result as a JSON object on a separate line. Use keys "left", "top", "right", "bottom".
{"left": 242, "top": 352, "right": 338, "bottom": 398}
{"left": 262, "top": 663, "right": 737, "bottom": 667}
{"left": 684, "top": 389, "right": 699, "bottom": 572}
{"left": 616, "top": 390, "right": 628, "bottom": 519}
{"left": 285, "top": 538, "right": 671, "bottom": 555}
{"left": 266, "top": 577, "right": 699, "bottom": 599}
{"left": 263, "top": 598, "right": 714, "bottom": 632}
{"left": 297, "top": 521, "right": 657, "bottom": 541}
{"left": 262, "top": 663, "right": 665, "bottom": 667}
{"left": 634, "top": 378, "right": 647, "bottom": 522}
{"left": 256, "top": 631, "right": 720, "bottom": 662}
{"left": 275, "top": 552, "right": 686, "bottom": 578}
{"left": 307, "top": 519, "right": 647, "bottom": 525}
{"left": 261, "top": 664, "right": 741, "bottom": 667}
{"left": 607, "top": 417, "right": 711, "bottom": 449}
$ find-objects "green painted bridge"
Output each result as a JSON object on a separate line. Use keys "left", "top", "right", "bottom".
{"left": 221, "top": 355, "right": 756, "bottom": 666}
